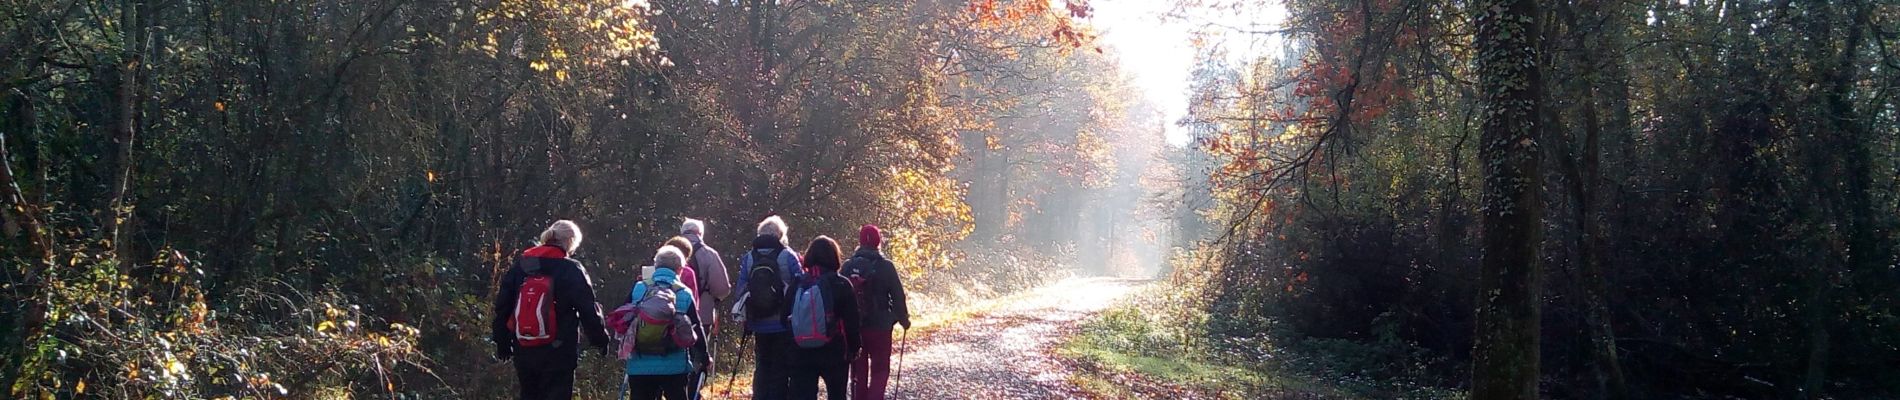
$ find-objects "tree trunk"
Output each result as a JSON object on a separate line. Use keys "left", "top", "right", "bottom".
{"left": 1803, "top": 2, "right": 1876, "bottom": 397}
{"left": 1562, "top": 1, "right": 1629, "bottom": 396}
{"left": 1576, "top": 85, "right": 1627, "bottom": 400}
{"left": 106, "top": 0, "right": 145, "bottom": 265}
{"left": 1470, "top": 0, "right": 1545, "bottom": 399}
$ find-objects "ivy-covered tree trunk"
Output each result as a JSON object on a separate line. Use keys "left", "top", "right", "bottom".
{"left": 1470, "top": 0, "right": 1544, "bottom": 399}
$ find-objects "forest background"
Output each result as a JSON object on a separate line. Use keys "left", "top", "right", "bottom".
{"left": 4, "top": 0, "right": 1899, "bottom": 398}
{"left": 0, "top": 0, "right": 1171, "bottom": 397}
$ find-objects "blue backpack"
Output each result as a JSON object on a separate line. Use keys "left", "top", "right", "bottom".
{"left": 789, "top": 276, "right": 832, "bottom": 348}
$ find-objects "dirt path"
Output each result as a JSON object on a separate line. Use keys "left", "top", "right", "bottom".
{"left": 892, "top": 277, "right": 1145, "bottom": 399}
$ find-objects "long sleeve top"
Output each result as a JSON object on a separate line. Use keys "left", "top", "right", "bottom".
{"left": 491, "top": 246, "right": 610, "bottom": 367}
{"left": 736, "top": 235, "right": 803, "bottom": 333}
{"left": 843, "top": 247, "right": 910, "bottom": 330}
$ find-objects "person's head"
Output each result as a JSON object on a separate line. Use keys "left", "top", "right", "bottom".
{"left": 804, "top": 235, "right": 843, "bottom": 273}
{"left": 539, "top": 220, "right": 584, "bottom": 254}
{"left": 858, "top": 224, "right": 883, "bottom": 249}
{"left": 757, "top": 215, "right": 789, "bottom": 245}
{"left": 664, "top": 236, "right": 694, "bottom": 261}
{"left": 654, "top": 245, "right": 686, "bottom": 273}
{"left": 680, "top": 218, "right": 706, "bottom": 238}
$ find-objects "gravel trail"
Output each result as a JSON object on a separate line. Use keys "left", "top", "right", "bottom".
{"left": 892, "top": 277, "right": 1145, "bottom": 400}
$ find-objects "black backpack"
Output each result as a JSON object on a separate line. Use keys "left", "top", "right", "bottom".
{"left": 745, "top": 248, "right": 786, "bottom": 322}
{"left": 843, "top": 255, "right": 876, "bottom": 311}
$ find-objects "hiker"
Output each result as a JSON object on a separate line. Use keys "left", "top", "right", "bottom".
{"left": 735, "top": 215, "right": 804, "bottom": 400}
{"left": 663, "top": 237, "right": 703, "bottom": 300}
{"left": 788, "top": 236, "right": 863, "bottom": 400}
{"left": 844, "top": 225, "right": 910, "bottom": 400}
{"left": 661, "top": 235, "right": 714, "bottom": 398}
{"left": 492, "top": 220, "right": 612, "bottom": 400}
{"left": 680, "top": 219, "right": 733, "bottom": 395}
{"left": 680, "top": 218, "right": 734, "bottom": 317}
{"left": 619, "top": 246, "right": 703, "bottom": 400}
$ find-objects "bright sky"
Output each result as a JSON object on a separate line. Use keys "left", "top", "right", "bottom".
{"left": 1088, "top": 0, "right": 1288, "bottom": 146}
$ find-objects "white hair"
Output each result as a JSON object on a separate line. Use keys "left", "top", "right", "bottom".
{"left": 757, "top": 215, "right": 788, "bottom": 244}
{"left": 539, "top": 220, "right": 584, "bottom": 253}
{"left": 681, "top": 218, "right": 705, "bottom": 236}
{"left": 654, "top": 246, "right": 686, "bottom": 271}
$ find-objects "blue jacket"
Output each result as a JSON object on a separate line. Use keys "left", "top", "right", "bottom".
{"left": 737, "top": 235, "right": 803, "bottom": 333}
{"left": 624, "top": 268, "right": 698, "bottom": 376}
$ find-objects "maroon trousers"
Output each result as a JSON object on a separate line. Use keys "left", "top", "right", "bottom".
{"left": 848, "top": 328, "right": 895, "bottom": 400}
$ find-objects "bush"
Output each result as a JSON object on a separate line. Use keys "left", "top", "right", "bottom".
{"left": 6, "top": 248, "right": 431, "bottom": 398}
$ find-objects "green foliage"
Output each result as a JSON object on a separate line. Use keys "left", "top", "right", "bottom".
{"left": 0, "top": 0, "right": 1123, "bottom": 397}
{"left": 5, "top": 247, "right": 428, "bottom": 398}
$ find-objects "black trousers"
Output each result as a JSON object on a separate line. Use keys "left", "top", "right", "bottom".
{"left": 789, "top": 362, "right": 849, "bottom": 400}
{"left": 513, "top": 347, "right": 579, "bottom": 400}
{"left": 627, "top": 373, "right": 691, "bottom": 400}
{"left": 751, "top": 332, "right": 794, "bottom": 400}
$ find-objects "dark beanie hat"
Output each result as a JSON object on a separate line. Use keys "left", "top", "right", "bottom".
{"left": 859, "top": 224, "right": 883, "bottom": 248}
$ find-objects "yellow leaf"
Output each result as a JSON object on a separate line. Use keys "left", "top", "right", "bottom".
{"left": 555, "top": 70, "right": 568, "bottom": 82}
{"left": 75, "top": 380, "right": 84, "bottom": 394}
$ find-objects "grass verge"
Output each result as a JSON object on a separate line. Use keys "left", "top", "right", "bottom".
{"left": 1057, "top": 307, "right": 1336, "bottom": 399}
{"left": 1056, "top": 304, "right": 1464, "bottom": 400}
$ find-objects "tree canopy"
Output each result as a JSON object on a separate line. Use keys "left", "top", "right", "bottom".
{"left": 0, "top": 0, "right": 1148, "bottom": 397}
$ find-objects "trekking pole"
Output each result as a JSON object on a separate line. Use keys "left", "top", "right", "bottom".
{"left": 694, "top": 370, "right": 708, "bottom": 400}
{"left": 724, "top": 333, "right": 752, "bottom": 399}
{"left": 617, "top": 373, "right": 628, "bottom": 400}
{"left": 891, "top": 327, "right": 909, "bottom": 400}
{"left": 692, "top": 327, "right": 712, "bottom": 400}
{"left": 693, "top": 329, "right": 713, "bottom": 400}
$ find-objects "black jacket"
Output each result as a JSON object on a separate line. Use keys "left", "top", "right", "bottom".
{"left": 492, "top": 245, "right": 611, "bottom": 366}
{"left": 843, "top": 248, "right": 910, "bottom": 330}
{"left": 790, "top": 270, "right": 862, "bottom": 368}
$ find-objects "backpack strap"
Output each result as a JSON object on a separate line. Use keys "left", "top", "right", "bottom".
{"left": 674, "top": 284, "right": 693, "bottom": 314}
{"left": 628, "top": 281, "right": 646, "bottom": 305}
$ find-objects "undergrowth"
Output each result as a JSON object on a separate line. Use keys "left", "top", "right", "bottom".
{"left": 5, "top": 248, "right": 434, "bottom": 398}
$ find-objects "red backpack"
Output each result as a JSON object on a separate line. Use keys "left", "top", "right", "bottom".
{"left": 511, "top": 274, "right": 558, "bottom": 347}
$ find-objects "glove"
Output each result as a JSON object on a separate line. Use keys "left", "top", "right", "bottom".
{"left": 899, "top": 319, "right": 912, "bottom": 330}
{"left": 495, "top": 342, "right": 514, "bottom": 362}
